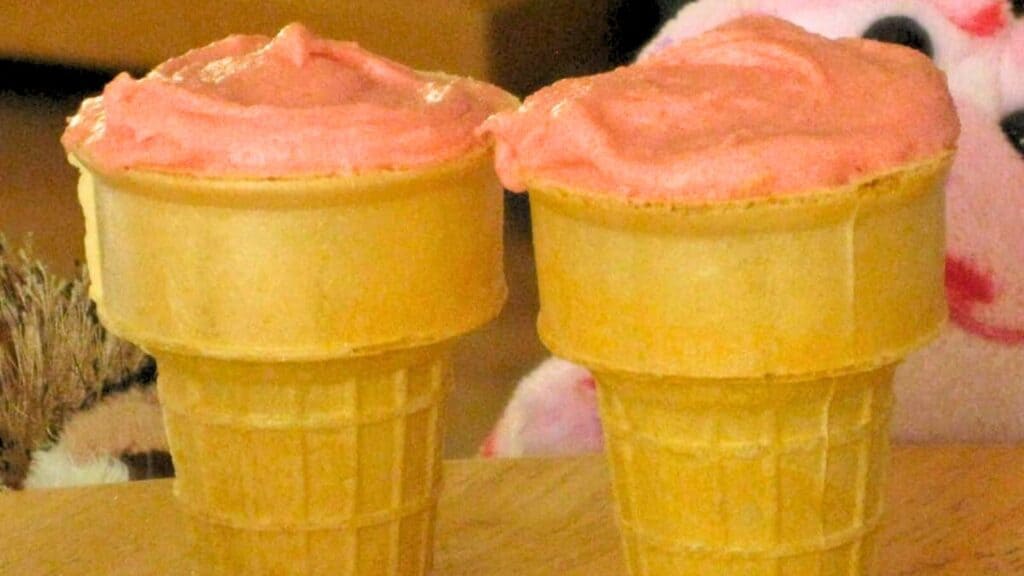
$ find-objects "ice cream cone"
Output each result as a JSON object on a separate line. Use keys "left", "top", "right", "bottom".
{"left": 528, "top": 153, "right": 952, "bottom": 576}
{"left": 73, "top": 149, "right": 505, "bottom": 576}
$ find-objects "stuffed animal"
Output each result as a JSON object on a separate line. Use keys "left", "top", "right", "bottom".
{"left": 486, "top": 0, "right": 1024, "bottom": 456}
{"left": 0, "top": 238, "right": 170, "bottom": 489}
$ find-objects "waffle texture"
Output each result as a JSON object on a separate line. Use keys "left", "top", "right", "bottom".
{"left": 159, "top": 346, "right": 451, "bottom": 575}
{"left": 597, "top": 367, "right": 893, "bottom": 576}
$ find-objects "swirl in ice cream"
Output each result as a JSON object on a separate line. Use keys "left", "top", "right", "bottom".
{"left": 63, "top": 23, "right": 516, "bottom": 176}
{"left": 483, "top": 16, "right": 960, "bottom": 202}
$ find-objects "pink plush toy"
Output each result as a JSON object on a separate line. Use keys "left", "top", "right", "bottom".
{"left": 486, "top": 0, "right": 1024, "bottom": 457}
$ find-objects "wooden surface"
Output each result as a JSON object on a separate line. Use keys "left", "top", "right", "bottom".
{"left": 2, "top": 446, "right": 1023, "bottom": 575}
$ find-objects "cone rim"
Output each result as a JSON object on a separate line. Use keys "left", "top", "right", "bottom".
{"left": 526, "top": 150, "right": 954, "bottom": 217}
{"left": 543, "top": 319, "right": 940, "bottom": 379}
{"left": 69, "top": 146, "right": 495, "bottom": 208}
{"left": 97, "top": 293, "right": 504, "bottom": 360}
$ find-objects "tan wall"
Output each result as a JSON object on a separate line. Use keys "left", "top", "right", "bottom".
{"left": 0, "top": 0, "right": 609, "bottom": 94}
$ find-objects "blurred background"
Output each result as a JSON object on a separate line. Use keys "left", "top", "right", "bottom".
{"left": 0, "top": 0, "right": 686, "bottom": 458}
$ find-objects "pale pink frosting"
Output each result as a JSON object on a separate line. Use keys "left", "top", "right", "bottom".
{"left": 483, "top": 16, "right": 960, "bottom": 202}
{"left": 62, "top": 23, "right": 516, "bottom": 176}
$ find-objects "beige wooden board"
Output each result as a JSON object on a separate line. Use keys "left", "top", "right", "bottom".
{"left": 2, "top": 447, "right": 1023, "bottom": 575}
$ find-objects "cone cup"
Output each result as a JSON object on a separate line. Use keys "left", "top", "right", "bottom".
{"left": 528, "top": 153, "right": 953, "bottom": 576}
{"left": 74, "top": 150, "right": 505, "bottom": 361}
{"left": 73, "top": 149, "right": 506, "bottom": 576}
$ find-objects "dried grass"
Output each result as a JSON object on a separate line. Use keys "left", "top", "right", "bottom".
{"left": 0, "top": 237, "right": 148, "bottom": 488}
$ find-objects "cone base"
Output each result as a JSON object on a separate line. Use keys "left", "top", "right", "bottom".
{"left": 157, "top": 343, "right": 453, "bottom": 576}
{"left": 186, "top": 510, "right": 437, "bottom": 576}
{"left": 596, "top": 366, "right": 895, "bottom": 576}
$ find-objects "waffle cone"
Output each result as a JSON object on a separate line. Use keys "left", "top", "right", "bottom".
{"left": 528, "top": 154, "right": 952, "bottom": 576}
{"left": 73, "top": 149, "right": 506, "bottom": 575}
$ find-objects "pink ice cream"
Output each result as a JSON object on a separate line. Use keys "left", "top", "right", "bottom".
{"left": 62, "top": 23, "right": 515, "bottom": 177}
{"left": 484, "top": 16, "right": 960, "bottom": 201}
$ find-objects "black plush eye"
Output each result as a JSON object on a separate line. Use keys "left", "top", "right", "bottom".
{"left": 1013, "top": 0, "right": 1022, "bottom": 18}
{"left": 863, "top": 16, "right": 934, "bottom": 58}
{"left": 1002, "top": 110, "right": 1024, "bottom": 157}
